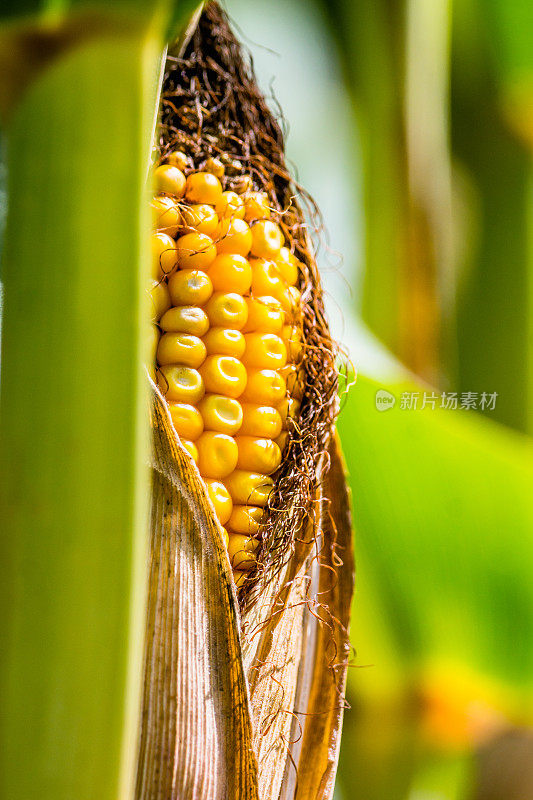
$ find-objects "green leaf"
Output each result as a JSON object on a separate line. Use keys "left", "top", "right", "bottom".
{"left": 339, "top": 376, "right": 533, "bottom": 716}
{"left": 0, "top": 24, "right": 161, "bottom": 800}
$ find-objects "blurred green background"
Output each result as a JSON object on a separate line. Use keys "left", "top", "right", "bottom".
{"left": 1, "top": 0, "right": 533, "bottom": 797}
{"left": 226, "top": 0, "right": 533, "bottom": 797}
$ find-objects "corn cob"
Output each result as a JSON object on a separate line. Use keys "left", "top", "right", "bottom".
{"left": 149, "top": 160, "right": 305, "bottom": 586}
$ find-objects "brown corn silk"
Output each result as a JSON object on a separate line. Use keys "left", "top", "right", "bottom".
{"left": 136, "top": 4, "right": 355, "bottom": 799}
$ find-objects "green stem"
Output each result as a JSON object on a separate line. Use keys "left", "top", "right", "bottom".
{"left": 0, "top": 23, "right": 160, "bottom": 800}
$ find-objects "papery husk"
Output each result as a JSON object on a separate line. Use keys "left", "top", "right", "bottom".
{"left": 135, "top": 383, "right": 259, "bottom": 800}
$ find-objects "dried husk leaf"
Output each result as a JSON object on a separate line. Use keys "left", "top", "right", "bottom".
{"left": 135, "top": 382, "right": 259, "bottom": 800}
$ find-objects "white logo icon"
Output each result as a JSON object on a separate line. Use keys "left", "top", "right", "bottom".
{"left": 375, "top": 389, "right": 396, "bottom": 411}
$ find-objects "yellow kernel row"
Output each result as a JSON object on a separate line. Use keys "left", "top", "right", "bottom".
{"left": 149, "top": 154, "right": 306, "bottom": 583}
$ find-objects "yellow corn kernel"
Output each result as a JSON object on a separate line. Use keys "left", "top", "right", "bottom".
{"left": 157, "top": 365, "right": 204, "bottom": 403}
{"left": 168, "top": 269, "right": 213, "bottom": 307}
{"left": 204, "top": 156, "right": 225, "bottom": 178}
{"left": 224, "top": 471, "right": 274, "bottom": 506}
{"left": 205, "top": 292, "right": 248, "bottom": 329}
{"left": 276, "top": 247, "right": 300, "bottom": 285}
{"left": 239, "top": 404, "right": 282, "bottom": 438}
{"left": 227, "top": 533, "right": 259, "bottom": 570}
{"left": 196, "top": 431, "right": 238, "bottom": 479}
{"left": 280, "top": 285, "right": 302, "bottom": 319}
{"left": 235, "top": 436, "right": 282, "bottom": 474}
{"left": 239, "top": 369, "right": 286, "bottom": 405}
{"left": 151, "top": 232, "right": 178, "bottom": 279}
{"left": 156, "top": 333, "right": 207, "bottom": 368}
{"left": 244, "top": 191, "right": 270, "bottom": 222}
{"left": 199, "top": 355, "right": 247, "bottom": 398}
{"left": 185, "top": 171, "right": 223, "bottom": 205}
{"left": 151, "top": 195, "right": 181, "bottom": 236}
{"left": 249, "top": 258, "right": 284, "bottom": 298}
{"left": 242, "top": 296, "right": 283, "bottom": 334}
{"left": 282, "top": 324, "right": 303, "bottom": 363}
{"left": 233, "top": 570, "right": 248, "bottom": 588}
{"left": 159, "top": 306, "right": 209, "bottom": 336}
{"left": 168, "top": 402, "right": 204, "bottom": 440}
{"left": 181, "top": 204, "right": 219, "bottom": 236}
{"left": 207, "top": 254, "right": 252, "bottom": 294}
{"left": 203, "top": 328, "right": 245, "bottom": 358}
{"left": 166, "top": 150, "right": 188, "bottom": 171}
{"left": 275, "top": 430, "right": 289, "bottom": 453}
{"left": 279, "top": 364, "right": 304, "bottom": 400}
{"left": 242, "top": 333, "right": 287, "bottom": 370}
{"left": 277, "top": 397, "right": 301, "bottom": 428}
{"left": 154, "top": 164, "right": 186, "bottom": 197}
{"left": 250, "top": 219, "right": 284, "bottom": 259}
{"left": 228, "top": 505, "right": 265, "bottom": 536}
{"left": 216, "top": 218, "right": 252, "bottom": 257}
{"left": 204, "top": 479, "right": 233, "bottom": 525}
{"left": 176, "top": 232, "right": 217, "bottom": 271}
{"left": 198, "top": 394, "right": 243, "bottom": 435}
{"left": 181, "top": 439, "right": 199, "bottom": 463}
{"left": 146, "top": 324, "right": 159, "bottom": 379}
{"left": 216, "top": 191, "right": 245, "bottom": 220}
{"left": 149, "top": 280, "right": 171, "bottom": 322}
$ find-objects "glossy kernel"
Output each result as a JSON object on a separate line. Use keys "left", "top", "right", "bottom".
{"left": 228, "top": 505, "right": 265, "bottom": 536}
{"left": 250, "top": 220, "right": 284, "bottom": 258}
{"left": 242, "top": 296, "right": 284, "bottom": 334}
{"left": 216, "top": 218, "right": 253, "bottom": 257}
{"left": 280, "top": 364, "right": 304, "bottom": 400}
{"left": 275, "top": 430, "right": 289, "bottom": 453}
{"left": 181, "top": 204, "right": 219, "bottom": 236}
{"left": 239, "top": 404, "right": 282, "bottom": 438}
{"left": 151, "top": 196, "right": 181, "bottom": 237}
{"left": 168, "top": 402, "right": 204, "bottom": 441}
{"left": 224, "top": 471, "right": 274, "bottom": 506}
{"left": 204, "top": 157, "right": 225, "bottom": 178}
{"left": 235, "top": 436, "right": 282, "bottom": 474}
{"left": 181, "top": 439, "right": 199, "bottom": 463}
{"left": 276, "top": 247, "right": 300, "bottom": 285}
{"left": 198, "top": 394, "right": 243, "bottom": 435}
{"left": 216, "top": 191, "right": 245, "bottom": 220}
{"left": 205, "top": 292, "right": 248, "bottom": 330}
{"left": 166, "top": 150, "right": 188, "bottom": 171}
{"left": 250, "top": 258, "right": 283, "bottom": 298}
{"left": 227, "top": 534, "right": 259, "bottom": 570}
{"left": 205, "top": 479, "right": 233, "bottom": 525}
{"left": 168, "top": 270, "right": 213, "bottom": 307}
{"left": 239, "top": 369, "right": 286, "bottom": 405}
{"left": 277, "top": 397, "right": 301, "bottom": 428}
{"left": 203, "top": 328, "right": 246, "bottom": 358}
{"left": 151, "top": 232, "right": 178, "bottom": 279}
{"left": 157, "top": 365, "right": 204, "bottom": 403}
{"left": 244, "top": 192, "right": 271, "bottom": 222}
{"left": 156, "top": 333, "right": 207, "bottom": 368}
{"left": 185, "top": 171, "right": 223, "bottom": 205}
{"left": 282, "top": 325, "right": 304, "bottom": 363}
{"left": 207, "top": 254, "right": 252, "bottom": 294}
{"left": 242, "top": 333, "right": 287, "bottom": 370}
{"left": 159, "top": 306, "right": 209, "bottom": 336}
{"left": 149, "top": 280, "right": 171, "bottom": 322}
{"left": 280, "top": 285, "right": 302, "bottom": 319}
{"left": 196, "top": 432, "right": 238, "bottom": 479}
{"left": 154, "top": 164, "right": 186, "bottom": 197}
{"left": 199, "top": 355, "right": 247, "bottom": 398}
{"left": 176, "top": 232, "right": 217, "bottom": 270}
